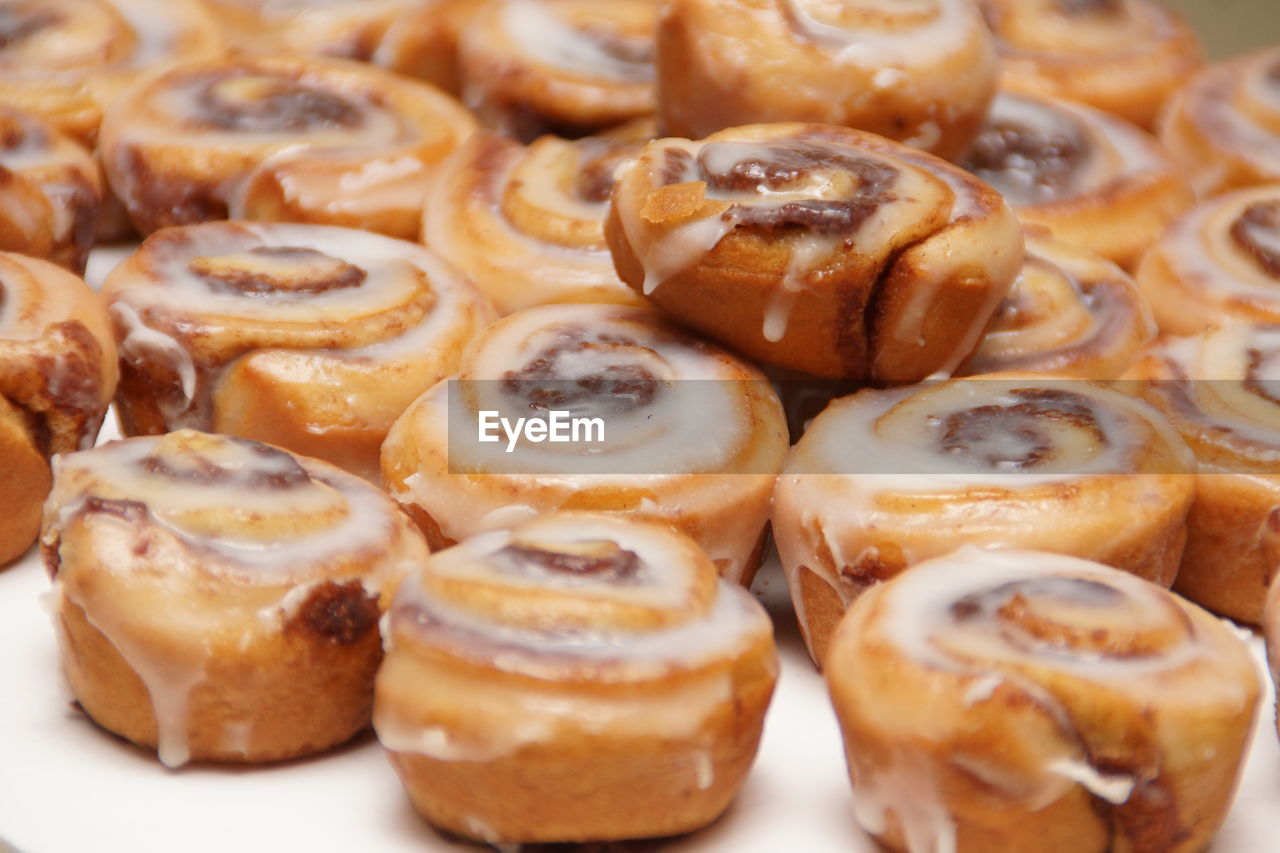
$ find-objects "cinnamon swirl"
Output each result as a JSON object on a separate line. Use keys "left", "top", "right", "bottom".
{"left": 1158, "top": 46, "right": 1280, "bottom": 197}
{"left": 0, "top": 253, "right": 116, "bottom": 566}
{"left": 98, "top": 54, "right": 477, "bottom": 239}
{"left": 375, "top": 512, "right": 777, "bottom": 843}
{"left": 422, "top": 131, "right": 647, "bottom": 314}
{"left": 657, "top": 0, "right": 998, "bottom": 159}
{"left": 457, "top": 0, "right": 658, "bottom": 141}
{"left": 0, "top": 0, "right": 224, "bottom": 146}
{"left": 1135, "top": 184, "right": 1280, "bottom": 335}
{"left": 827, "top": 547, "right": 1260, "bottom": 853}
{"left": 1127, "top": 324, "right": 1280, "bottom": 624}
{"left": 956, "top": 234, "right": 1155, "bottom": 379}
{"left": 962, "top": 91, "right": 1193, "bottom": 270}
{"left": 605, "top": 123, "right": 1024, "bottom": 381}
{"left": 102, "top": 222, "right": 494, "bottom": 482}
{"left": 380, "top": 303, "right": 788, "bottom": 586}
{"left": 979, "top": 0, "right": 1204, "bottom": 130}
{"left": 41, "top": 430, "right": 431, "bottom": 766}
{"left": 773, "top": 372, "right": 1195, "bottom": 663}
{"left": 0, "top": 106, "right": 101, "bottom": 273}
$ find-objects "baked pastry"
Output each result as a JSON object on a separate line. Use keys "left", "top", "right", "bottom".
{"left": 1159, "top": 46, "right": 1280, "bottom": 197}
{"left": 0, "top": 106, "right": 102, "bottom": 273}
{"left": 41, "top": 429, "right": 430, "bottom": 767}
{"left": 102, "top": 221, "right": 494, "bottom": 482}
{"left": 656, "top": 0, "right": 998, "bottom": 159}
{"left": 956, "top": 233, "right": 1155, "bottom": 378}
{"left": 457, "top": 0, "right": 658, "bottom": 141}
{"left": 380, "top": 303, "right": 788, "bottom": 586}
{"left": 979, "top": 0, "right": 1204, "bottom": 130}
{"left": 0, "top": 0, "right": 223, "bottom": 147}
{"left": 1135, "top": 184, "right": 1280, "bottom": 336}
{"left": 962, "top": 90, "right": 1193, "bottom": 270}
{"left": 422, "top": 130, "right": 648, "bottom": 314}
{"left": 773, "top": 372, "right": 1195, "bottom": 664}
{"left": 1, "top": 253, "right": 116, "bottom": 567}
{"left": 375, "top": 0, "right": 489, "bottom": 94}
{"left": 1127, "top": 324, "right": 1280, "bottom": 624}
{"left": 375, "top": 511, "right": 777, "bottom": 844}
{"left": 827, "top": 547, "right": 1260, "bottom": 853}
{"left": 605, "top": 123, "right": 1024, "bottom": 381}
{"left": 98, "top": 54, "right": 478, "bottom": 239}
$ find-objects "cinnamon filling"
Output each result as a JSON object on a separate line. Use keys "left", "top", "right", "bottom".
{"left": 495, "top": 541, "right": 642, "bottom": 581}
{"left": 188, "top": 246, "right": 368, "bottom": 296}
{"left": 0, "top": 113, "right": 35, "bottom": 151}
{"left": 501, "top": 328, "right": 662, "bottom": 413}
{"left": 1243, "top": 347, "right": 1280, "bottom": 405}
{"left": 195, "top": 74, "right": 364, "bottom": 133}
{"left": 0, "top": 8, "right": 58, "bottom": 51}
{"left": 697, "top": 142, "right": 900, "bottom": 235}
{"left": 573, "top": 138, "right": 639, "bottom": 204}
{"left": 140, "top": 440, "right": 311, "bottom": 490}
{"left": 291, "top": 580, "right": 380, "bottom": 645}
{"left": 580, "top": 22, "right": 654, "bottom": 68}
{"left": 1229, "top": 200, "right": 1280, "bottom": 279}
{"left": 1054, "top": 0, "right": 1121, "bottom": 16}
{"left": 938, "top": 388, "right": 1106, "bottom": 469}
{"left": 964, "top": 120, "right": 1086, "bottom": 205}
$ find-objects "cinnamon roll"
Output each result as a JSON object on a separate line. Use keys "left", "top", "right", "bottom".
{"left": 377, "top": 0, "right": 488, "bottom": 94}
{"left": 1127, "top": 324, "right": 1280, "bottom": 624}
{"left": 41, "top": 430, "right": 431, "bottom": 766}
{"left": 979, "top": 0, "right": 1204, "bottom": 130}
{"left": 0, "top": 0, "right": 223, "bottom": 147}
{"left": 956, "top": 234, "right": 1155, "bottom": 379}
{"left": 962, "top": 91, "right": 1193, "bottom": 270}
{"left": 827, "top": 547, "right": 1260, "bottom": 853}
{"left": 773, "top": 372, "right": 1195, "bottom": 664}
{"left": 657, "top": 0, "right": 998, "bottom": 159}
{"left": 422, "top": 131, "right": 647, "bottom": 314}
{"left": 0, "top": 253, "right": 116, "bottom": 566}
{"left": 203, "top": 0, "right": 421, "bottom": 66}
{"left": 457, "top": 0, "right": 657, "bottom": 141}
{"left": 375, "top": 512, "right": 777, "bottom": 843}
{"left": 0, "top": 106, "right": 102, "bottom": 273}
{"left": 380, "top": 303, "right": 788, "bottom": 586}
{"left": 98, "top": 54, "right": 478, "bottom": 239}
{"left": 1135, "top": 184, "right": 1280, "bottom": 336}
{"left": 1158, "top": 46, "right": 1280, "bottom": 197}
{"left": 102, "top": 222, "right": 494, "bottom": 482}
{"left": 605, "top": 123, "right": 1024, "bottom": 381}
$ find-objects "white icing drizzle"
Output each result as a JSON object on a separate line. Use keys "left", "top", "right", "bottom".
{"left": 501, "top": 0, "right": 653, "bottom": 83}
{"left": 781, "top": 0, "right": 976, "bottom": 69}
{"left": 1154, "top": 185, "right": 1280, "bottom": 302}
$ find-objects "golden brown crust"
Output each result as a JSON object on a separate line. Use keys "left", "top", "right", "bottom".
{"left": 1158, "top": 46, "right": 1280, "bottom": 197}
{"left": 657, "top": 0, "right": 998, "bottom": 159}
{"left": 102, "top": 221, "right": 494, "bottom": 482}
{"left": 606, "top": 123, "right": 1024, "bottom": 380}
{"left": 962, "top": 91, "right": 1192, "bottom": 270}
{"left": 98, "top": 54, "right": 477, "bottom": 238}
{"left": 42, "top": 430, "right": 431, "bottom": 765}
{"left": 458, "top": 0, "right": 659, "bottom": 141}
{"left": 980, "top": 0, "right": 1204, "bottom": 130}
{"left": 826, "top": 549, "right": 1260, "bottom": 853}
{"left": 374, "top": 513, "right": 777, "bottom": 843}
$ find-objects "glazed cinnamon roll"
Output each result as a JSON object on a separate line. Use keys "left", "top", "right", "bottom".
{"left": 98, "top": 55, "right": 478, "bottom": 239}
{"left": 979, "top": 0, "right": 1204, "bottom": 130}
{"left": 605, "top": 123, "right": 1024, "bottom": 381}
{"left": 423, "top": 131, "right": 647, "bottom": 314}
{"left": 962, "top": 91, "right": 1193, "bottom": 270}
{"left": 657, "top": 0, "right": 998, "bottom": 159}
{"left": 956, "top": 234, "right": 1155, "bottom": 379}
{"left": 1135, "top": 185, "right": 1280, "bottom": 336}
{"left": 380, "top": 303, "right": 788, "bottom": 586}
{"left": 375, "top": 512, "right": 777, "bottom": 843}
{"left": 457, "top": 0, "right": 658, "bottom": 141}
{"left": 0, "top": 0, "right": 223, "bottom": 146}
{"left": 0, "top": 253, "right": 116, "bottom": 566}
{"left": 773, "top": 372, "right": 1195, "bottom": 664}
{"left": 41, "top": 430, "right": 431, "bottom": 767}
{"left": 102, "top": 222, "right": 494, "bottom": 482}
{"left": 827, "top": 547, "right": 1260, "bottom": 853}
{"left": 1159, "top": 46, "right": 1280, "bottom": 197}
{"left": 1127, "top": 324, "right": 1280, "bottom": 624}
{"left": 0, "top": 106, "right": 102, "bottom": 273}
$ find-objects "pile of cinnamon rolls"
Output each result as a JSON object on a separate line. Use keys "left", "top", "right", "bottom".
{"left": 3, "top": 0, "right": 1280, "bottom": 850}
